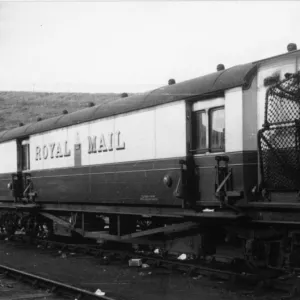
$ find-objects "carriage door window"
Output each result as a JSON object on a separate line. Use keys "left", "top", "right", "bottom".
{"left": 209, "top": 107, "right": 225, "bottom": 152}
{"left": 21, "top": 139, "right": 30, "bottom": 171}
{"left": 192, "top": 110, "right": 207, "bottom": 153}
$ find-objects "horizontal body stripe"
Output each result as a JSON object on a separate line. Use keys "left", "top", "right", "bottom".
{"left": 28, "top": 156, "right": 183, "bottom": 175}
{"left": 197, "top": 162, "right": 258, "bottom": 169}
{"left": 31, "top": 167, "right": 181, "bottom": 179}
{"left": 194, "top": 151, "right": 257, "bottom": 165}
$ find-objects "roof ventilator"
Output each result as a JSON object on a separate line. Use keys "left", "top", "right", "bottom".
{"left": 287, "top": 43, "right": 297, "bottom": 52}
{"left": 217, "top": 64, "right": 225, "bottom": 71}
{"left": 168, "top": 79, "right": 176, "bottom": 85}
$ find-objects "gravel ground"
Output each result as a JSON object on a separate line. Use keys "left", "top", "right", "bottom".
{"left": 0, "top": 241, "right": 286, "bottom": 300}
{"left": 0, "top": 276, "right": 59, "bottom": 300}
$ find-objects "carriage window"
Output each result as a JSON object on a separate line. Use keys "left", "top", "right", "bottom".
{"left": 209, "top": 107, "right": 225, "bottom": 152}
{"left": 21, "top": 140, "right": 30, "bottom": 171}
{"left": 192, "top": 110, "right": 207, "bottom": 153}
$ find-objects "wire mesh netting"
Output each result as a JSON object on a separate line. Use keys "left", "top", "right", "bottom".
{"left": 258, "top": 72, "right": 300, "bottom": 190}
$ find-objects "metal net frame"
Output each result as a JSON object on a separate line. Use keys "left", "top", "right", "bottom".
{"left": 258, "top": 72, "right": 300, "bottom": 191}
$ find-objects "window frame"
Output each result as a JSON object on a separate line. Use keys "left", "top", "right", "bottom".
{"left": 208, "top": 106, "right": 225, "bottom": 153}
{"left": 191, "top": 109, "right": 209, "bottom": 154}
{"left": 17, "top": 138, "right": 30, "bottom": 171}
{"left": 21, "top": 144, "right": 30, "bottom": 171}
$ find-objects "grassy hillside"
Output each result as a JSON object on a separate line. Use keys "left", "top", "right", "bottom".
{"left": 0, "top": 91, "right": 125, "bottom": 132}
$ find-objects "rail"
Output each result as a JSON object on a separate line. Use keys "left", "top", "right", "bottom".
{"left": 0, "top": 263, "right": 116, "bottom": 300}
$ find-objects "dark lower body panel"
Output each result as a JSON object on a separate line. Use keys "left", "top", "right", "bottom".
{"left": 195, "top": 150, "right": 258, "bottom": 203}
{"left": 1, "top": 158, "right": 185, "bottom": 206}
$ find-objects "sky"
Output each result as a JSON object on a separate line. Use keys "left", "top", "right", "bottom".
{"left": 0, "top": 1, "right": 299, "bottom": 93}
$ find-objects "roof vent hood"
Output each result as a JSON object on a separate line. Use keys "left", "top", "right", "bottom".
{"left": 287, "top": 43, "right": 297, "bottom": 52}
{"left": 168, "top": 79, "right": 176, "bottom": 85}
{"left": 217, "top": 64, "right": 225, "bottom": 71}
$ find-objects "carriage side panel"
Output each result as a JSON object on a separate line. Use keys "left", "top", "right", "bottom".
{"left": 28, "top": 101, "right": 186, "bottom": 206}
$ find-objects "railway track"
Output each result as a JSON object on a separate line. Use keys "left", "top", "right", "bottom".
{"left": 3, "top": 234, "right": 300, "bottom": 299}
{"left": 0, "top": 262, "right": 115, "bottom": 300}
{"left": 0, "top": 270, "right": 54, "bottom": 300}
{"left": 7, "top": 236, "right": 293, "bottom": 287}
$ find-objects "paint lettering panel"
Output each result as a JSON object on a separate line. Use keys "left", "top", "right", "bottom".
{"left": 29, "top": 101, "right": 186, "bottom": 170}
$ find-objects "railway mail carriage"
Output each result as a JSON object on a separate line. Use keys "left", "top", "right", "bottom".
{"left": 1, "top": 44, "right": 300, "bottom": 267}
{"left": 0, "top": 63, "right": 258, "bottom": 208}
{"left": 0, "top": 47, "right": 300, "bottom": 210}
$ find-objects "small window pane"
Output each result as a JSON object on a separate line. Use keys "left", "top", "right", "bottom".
{"left": 193, "top": 111, "right": 207, "bottom": 151}
{"left": 210, "top": 108, "right": 225, "bottom": 151}
{"left": 22, "top": 144, "right": 30, "bottom": 171}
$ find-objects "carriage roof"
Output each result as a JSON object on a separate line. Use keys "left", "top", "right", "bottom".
{"left": 0, "top": 62, "right": 257, "bottom": 143}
